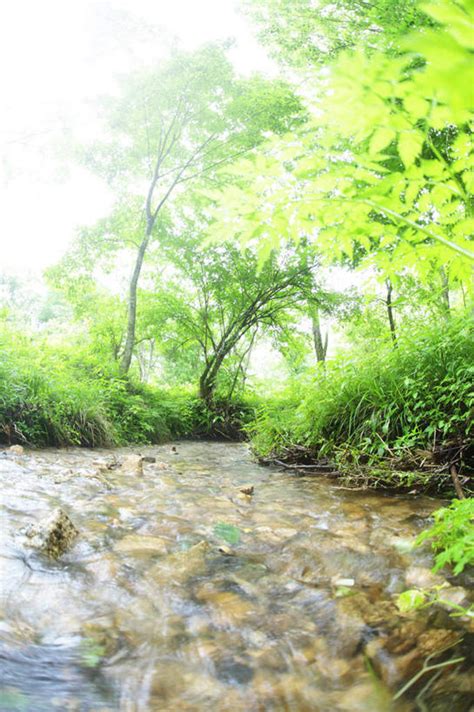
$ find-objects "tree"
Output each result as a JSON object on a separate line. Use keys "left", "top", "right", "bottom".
{"left": 144, "top": 213, "right": 318, "bottom": 402}
{"left": 309, "top": 304, "right": 329, "bottom": 362}
{"left": 241, "top": 0, "right": 430, "bottom": 67}
{"left": 82, "top": 44, "right": 303, "bottom": 374}
{"left": 49, "top": 195, "right": 320, "bottom": 400}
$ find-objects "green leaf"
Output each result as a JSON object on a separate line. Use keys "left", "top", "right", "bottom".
{"left": 335, "top": 586, "right": 356, "bottom": 598}
{"left": 214, "top": 522, "right": 241, "bottom": 545}
{"left": 398, "top": 131, "right": 424, "bottom": 168}
{"left": 397, "top": 589, "right": 427, "bottom": 613}
{"left": 422, "top": 2, "right": 474, "bottom": 48}
{"left": 369, "top": 127, "right": 396, "bottom": 155}
{"left": 403, "top": 95, "right": 429, "bottom": 119}
{"left": 79, "top": 639, "right": 107, "bottom": 668}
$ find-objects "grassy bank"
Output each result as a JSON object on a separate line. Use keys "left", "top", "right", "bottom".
{"left": 0, "top": 329, "right": 254, "bottom": 447}
{"left": 2, "top": 317, "right": 473, "bottom": 497}
{"left": 250, "top": 316, "right": 473, "bottom": 494}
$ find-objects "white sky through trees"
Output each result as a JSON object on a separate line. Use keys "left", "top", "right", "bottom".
{"left": 0, "top": 0, "right": 272, "bottom": 275}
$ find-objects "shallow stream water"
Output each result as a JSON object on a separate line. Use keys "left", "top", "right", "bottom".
{"left": 0, "top": 442, "right": 471, "bottom": 711}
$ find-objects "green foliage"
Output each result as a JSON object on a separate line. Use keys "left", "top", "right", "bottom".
{"left": 0, "top": 325, "right": 250, "bottom": 447}
{"left": 242, "top": 0, "right": 430, "bottom": 67}
{"left": 250, "top": 315, "right": 474, "bottom": 489}
{"left": 247, "top": 389, "right": 303, "bottom": 456}
{"left": 0, "top": 330, "right": 113, "bottom": 447}
{"left": 86, "top": 44, "right": 303, "bottom": 186}
{"left": 416, "top": 498, "right": 474, "bottom": 574}
{"left": 54, "top": 193, "right": 318, "bottom": 401}
{"left": 212, "top": 0, "right": 474, "bottom": 285}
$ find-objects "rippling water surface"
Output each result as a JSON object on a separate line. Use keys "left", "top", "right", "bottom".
{"left": 0, "top": 442, "right": 460, "bottom": 711}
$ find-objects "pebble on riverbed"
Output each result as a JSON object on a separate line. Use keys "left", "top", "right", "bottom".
{"left": 22, "top": 508, "right": 79, "bottom": 558}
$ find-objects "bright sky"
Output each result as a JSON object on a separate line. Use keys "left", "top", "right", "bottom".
{"left": 0, "top": 0, "right": 272, "bottom": 276}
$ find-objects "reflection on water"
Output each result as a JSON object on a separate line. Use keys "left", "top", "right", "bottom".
{"left": 0, "top": 443, "right": 468, "bottom": 711}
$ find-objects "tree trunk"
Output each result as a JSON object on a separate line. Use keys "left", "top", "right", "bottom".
{"left": 385, "top": 279, "right": 397, "bottom": 347}
{"left": 119, "top": 230, "right": 151, "bottom": 374}
{"left": 228, "top": 330, "right": 256, "bottom": 399}
{"left": 310, "top": 306, "right": 328, "bottom": 363}
{"left": 440, "top": 267, "right": 450, "bottom": 317}
{"left": 199, "top": 351, "right": 227, "bottom": 403}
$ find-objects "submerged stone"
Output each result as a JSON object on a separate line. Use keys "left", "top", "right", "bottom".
{"left": 120, "top": 454, "right": 144, "bottom": 475}
{"left": 214, "top": 657, "right": 254, "bottom": 684}
{"left": 405, "top": 566, "right": 445, "bottom": 589}
{"left": 147, "top": 540, "right": 211, "bottom": 585}
{"left": 114, "top": 534, "right": 168, "bottom": 557}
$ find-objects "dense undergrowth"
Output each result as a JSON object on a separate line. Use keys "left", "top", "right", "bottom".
{"left": 250, "top": 316, "right": 474, "bottom": 493}
{"left": 0, "top": 329, "right": 254, "bottom": 447}
{"left": 2, "top": 316, "right": 473, "bottom": 497}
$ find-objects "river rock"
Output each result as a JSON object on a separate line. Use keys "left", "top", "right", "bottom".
{"left": 365, "top": 636, "right": 420, "bottom": 688}
{"left": 149, "top": 662, "right": 223, "bottom": 707}
{"left": 239, "top": 485, "right": 254, "bottom": 495}
{"left": 365, "top": 623, "right": 462, "bottom": 688}
{"left": 436, "top": 586, "right": 471, "bottom": 612}
{"left": 331, "top": 576, "right": 355, "bottom": 588}
{"left": 337, "top": 681, "right": 393, "bottom": 711}
{"left": 82, "top": 616, "right": 120, "bottom": 657}
{"left": 405, "top": 566, "right": 445, "bottom": 589}
{"left": 253, "top": 670, "right": 328, "bottom": 711}
{"left": 417, "top": 628, "right": 462, "bottom": 656}
{"left": 384, "top": 620, "right": 425, "bottom": 655}
{"left": 218, "top": 544, "right": 235, "bottom": 556}
{"left": 9, "top": 444, "right": 25, "bottom": 455}
{"left": 24, "top": 508, "right": 78, "bottom": 558}
{"left": 120, "top": 454, "right": 144, "bottom": 475}
{"left": 195, "top": 587, "right": 256, "bottom": 626}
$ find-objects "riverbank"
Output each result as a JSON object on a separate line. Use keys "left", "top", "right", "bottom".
{"left": 249, "top": 317, "right": 473, "bottom": 498}
{"left": 1, "top": 317, "right": 472, "bottom": 497}
{"left": 255, "top": 444, "right": 473, "bottom": 497}
{"left": 0, "top": 328, "right": 255, "bottom": 447}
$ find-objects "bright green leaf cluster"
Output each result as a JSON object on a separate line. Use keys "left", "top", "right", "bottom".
{"left": 416, "top": 498, "right": 474, "bottom": 574}
{"left": 210, "top": 0, "right": 474, "bottom": 284}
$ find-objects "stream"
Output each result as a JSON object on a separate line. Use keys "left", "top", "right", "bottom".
{"left": 0, "top": 442, "right": 472, "bottom": 711}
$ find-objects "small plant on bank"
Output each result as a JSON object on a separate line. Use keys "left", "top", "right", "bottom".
{"left": 416, "top": 498, "right": 474, "bottom": 575}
